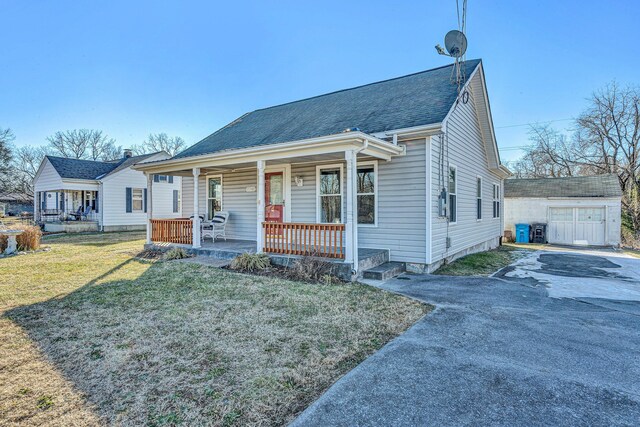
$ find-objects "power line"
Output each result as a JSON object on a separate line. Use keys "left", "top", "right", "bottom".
{"left": 495, "top": 118, "right": 573, "bottom": 129}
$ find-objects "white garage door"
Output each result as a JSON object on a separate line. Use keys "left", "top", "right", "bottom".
{"left": 548, "top": 207, "right": 606, "bottom": 246}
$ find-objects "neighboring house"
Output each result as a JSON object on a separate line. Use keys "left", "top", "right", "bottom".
{"left": 0, "top": 192, "right": 33, "bottom": 216}
{"left": 34, "top": 150, "right": 182, "bottom": 232}
{"left": 134, "top": 59, "right": 510, "bottom": 276}
{"left": 504, "top": 174, "right": 622, "bottom": 246}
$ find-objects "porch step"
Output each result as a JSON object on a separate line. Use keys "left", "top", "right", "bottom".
{"left": 362, "top": 262, "right": 406, "bottom": 281}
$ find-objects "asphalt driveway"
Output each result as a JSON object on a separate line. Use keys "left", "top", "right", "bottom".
{"left": 292, "top": 249, "right": 640, "bottom": 426}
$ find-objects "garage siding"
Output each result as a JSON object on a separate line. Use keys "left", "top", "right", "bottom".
{"left": 504, "top": 197, "right": 621, "bottom": 246}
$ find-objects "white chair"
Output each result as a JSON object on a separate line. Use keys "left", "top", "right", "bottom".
{"left": 202, "top": 211, "right": 229, "bottom": 242}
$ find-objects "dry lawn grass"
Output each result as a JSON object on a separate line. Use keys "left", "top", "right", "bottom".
{"left": 0, "top": 232, "right": 427, "bottom": 426}
{"left": 435, "top": 245, "right": 530, "bottom": 276}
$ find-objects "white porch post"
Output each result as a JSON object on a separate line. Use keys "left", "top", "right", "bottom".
{"left": 345, "top": 150, "right": 359, "bottom": 272}
{"left": 256, "top": 160, "right": 266, "bottom": 253}
{"left": 146, "top": 173, "right": 153, "bottom": 244}
{"left": 192, "top": 168, "right": 201, "bottom": 248}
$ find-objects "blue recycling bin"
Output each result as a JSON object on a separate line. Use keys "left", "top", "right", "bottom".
{"left": 515, "top": 224, "right": 530, "bottom": 243}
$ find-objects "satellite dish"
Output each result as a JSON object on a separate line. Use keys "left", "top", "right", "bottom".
{"left": 444, "top": 30, "right": 467, "bottom": 58}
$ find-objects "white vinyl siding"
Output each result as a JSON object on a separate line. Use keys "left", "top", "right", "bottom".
{"left": 430, "top": 71, "right": 504, "bottom": 264}
{"left": 183, "top": 169, "right": 257, "bottom": 241}
{"left": 101, "top": 152, "right": 178, "bottom": 227}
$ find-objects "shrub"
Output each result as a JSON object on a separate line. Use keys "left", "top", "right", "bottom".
{"left": 230, "top": 253, "right": 271, "bottom": 272}
{"left": 163, "top": 247, "right": 190, "bottom": 260}
{"left": 17, "top": 226, "right": 42, "bottom": 251}
{"left": 287, "top": 254, "right": 340, "bottom": 284}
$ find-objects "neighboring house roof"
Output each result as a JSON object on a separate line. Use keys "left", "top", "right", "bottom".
{"left": 175, "top": 59, "right": 483, "bottom": 159}
{"left": 504, "top": 174, "right": 622, "bottom": 198}
{"left": 45, "top": 152, "right": 162, "bottom": 180}
{"left": 0, "top": 192, "right": 32, "bottom": 203}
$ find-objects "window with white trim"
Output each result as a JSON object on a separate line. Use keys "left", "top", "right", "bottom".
{"left": 132, "top": 188, "right": 144, "bottom": 212}
{"left": 448, "top": 166, "right": 457, "bottom": 223}
{"left": 317, "top": 166, "right": 342, "bottom": 223}
{"left": 492, "top": 184, "right": 500, "bottom": 218}
{"left": 207, "top": 176, "right": 222, "bottom": 220}
{"left": 357, "top": 162, "right": 376, "bottom": 225}
{"left": 476, "top": 177, "right": 482, "bottom": 220}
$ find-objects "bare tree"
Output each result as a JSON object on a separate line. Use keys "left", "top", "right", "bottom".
{"left": 509, "top": 125, "right": 576, "bottom": 178}
{"left": 133, "top": 133, "right": 186, "bottom": 157}
{"left": 46, "top": 129, "right": 121, "bottom": 161}
{"left": 11, "top": 145, "right": 51, "bottom": 196}
{"left": 0, "top": 128, "right": 16, "bottom": 193}
{"left": 510, "top": 82, "right": 640, "bottom": 233}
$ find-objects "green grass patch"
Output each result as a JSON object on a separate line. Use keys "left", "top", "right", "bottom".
{"left": 435, "top": 245, "right": 529, "bottom": 276}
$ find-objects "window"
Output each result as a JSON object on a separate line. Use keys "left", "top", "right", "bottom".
{"left": 173, "top": 190, "right": 181, "bottom": 214}
{"left": 448, "top": 166, "right": 457, "bottom": 223}
{"left": 357, "top": 162, "right": 376, "bottom": 225}
{"left": 476, "top": 177, "right": 482, "bottom": 220}
{"left": 154, "top": 175, "right": 174, "bottom": 183}
{"left": 317, "top": 165, "right": 342, "bottom": 223}
{"left": 207, "top": 176, "right": 222, "bottom": 220}
{"left": 550, "top": 207, "right": 572, "bottom": 222}
{"left": 492, "top": 184, "right": 500, "bottom": 218}
{"left": 132, "top": 188, "right": 144, "bottom": 212}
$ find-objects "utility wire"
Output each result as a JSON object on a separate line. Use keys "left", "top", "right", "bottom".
{"left": 495, "top": 118, "right": 573, "bottom": 129}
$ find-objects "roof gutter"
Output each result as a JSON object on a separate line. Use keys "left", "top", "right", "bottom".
{"left": 371, "top": 122, "right": 443, "bottom": 141}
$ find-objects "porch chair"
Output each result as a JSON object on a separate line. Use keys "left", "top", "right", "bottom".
{"left": 80, "top": 205, "right": 92, "bottom": 221}
{"left": 202, "top": 211, "right": 229, "bottom": 242}
{"left": 68, "top": 206, "right": 83, "bottom": 221}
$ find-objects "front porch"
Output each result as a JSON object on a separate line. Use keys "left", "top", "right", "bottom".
{"left": 135, "top": 130, "right": 405, "bottom": 276}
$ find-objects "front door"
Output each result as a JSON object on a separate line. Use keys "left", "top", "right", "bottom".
{"left": 265, "top": 172, "right": 285, "bottom": 225}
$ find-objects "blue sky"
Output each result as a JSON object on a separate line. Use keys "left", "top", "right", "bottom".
{"left": 2, "top": 0, "right": 638, "bottom": 163}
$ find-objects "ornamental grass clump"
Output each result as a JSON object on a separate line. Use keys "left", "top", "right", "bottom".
{"left": 163, "top": 247, "right": 190, "bottom": 260}
{"left": 229, "top": 253, "right": 271, "bottom": 272}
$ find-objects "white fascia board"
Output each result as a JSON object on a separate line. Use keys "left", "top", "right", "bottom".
{"left": 133, "top": 131, "right": 402, "bottom": 174}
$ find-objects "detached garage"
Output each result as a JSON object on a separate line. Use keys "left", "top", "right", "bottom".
{"left": 504, "top": 175, "right": 622, "bottom": 247}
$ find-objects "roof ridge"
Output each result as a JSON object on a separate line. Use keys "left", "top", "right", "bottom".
{"left": 250, "top": 59, "right": 482, "bottom": 113}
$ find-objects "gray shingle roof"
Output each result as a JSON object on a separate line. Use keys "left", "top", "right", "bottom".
{"left": 46, "top": 152, "right": 161, "bottom": 180}
{"left": 175, "top": 59, "right": 482, "bottom": 159}
{"left": 504, "top": 175, "right": 622, "bottom": 198}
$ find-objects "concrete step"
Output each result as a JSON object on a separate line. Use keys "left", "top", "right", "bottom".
{"left": 362, "top": 262, "right": 406, "bottom": 281}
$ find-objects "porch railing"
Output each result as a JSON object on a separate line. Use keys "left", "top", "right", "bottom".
{"left": 263, "top": 222, "right": 345, "bottom": 259}
{"left": 150, "top": 219, "right": 193, "bottom": 244}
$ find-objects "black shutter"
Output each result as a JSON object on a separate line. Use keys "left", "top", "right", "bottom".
{"left": 168, "top": 176, "right": 174, "bottom": 184}
{"left": 154, "top": 175, "right": 160, "bottom": 183}
{"left": 143, "top": 188, "right": 148, "bottom": 213}
{"left": 126, "top": 187, "right": 132, "bottom": 213}
{"left": 95, "top": 191, "right": 99, "bottom": 213}
{"left": 55, "top": 192, "right": 59, "bottom": 210}
{"left": 42, "top": 192, "right": 46, "bottom": 210}
{"left": 173, "top": 190, "right": 178, "bottom": 213}
{"left": 60, "top": 192, "right": 65, "bottom": 211}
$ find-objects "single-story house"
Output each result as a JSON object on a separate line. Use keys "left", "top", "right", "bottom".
{"left": 0, "top": 192, "right": 33, "bottom": 216}
{"left": 34, "top": 150, "right": 182, "bottom": 232}
{"left": 504, "top": 174, "right": 622, "bottom": 246}
{"left": 134, "top": 59, "right": 510, "bottom": 278}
